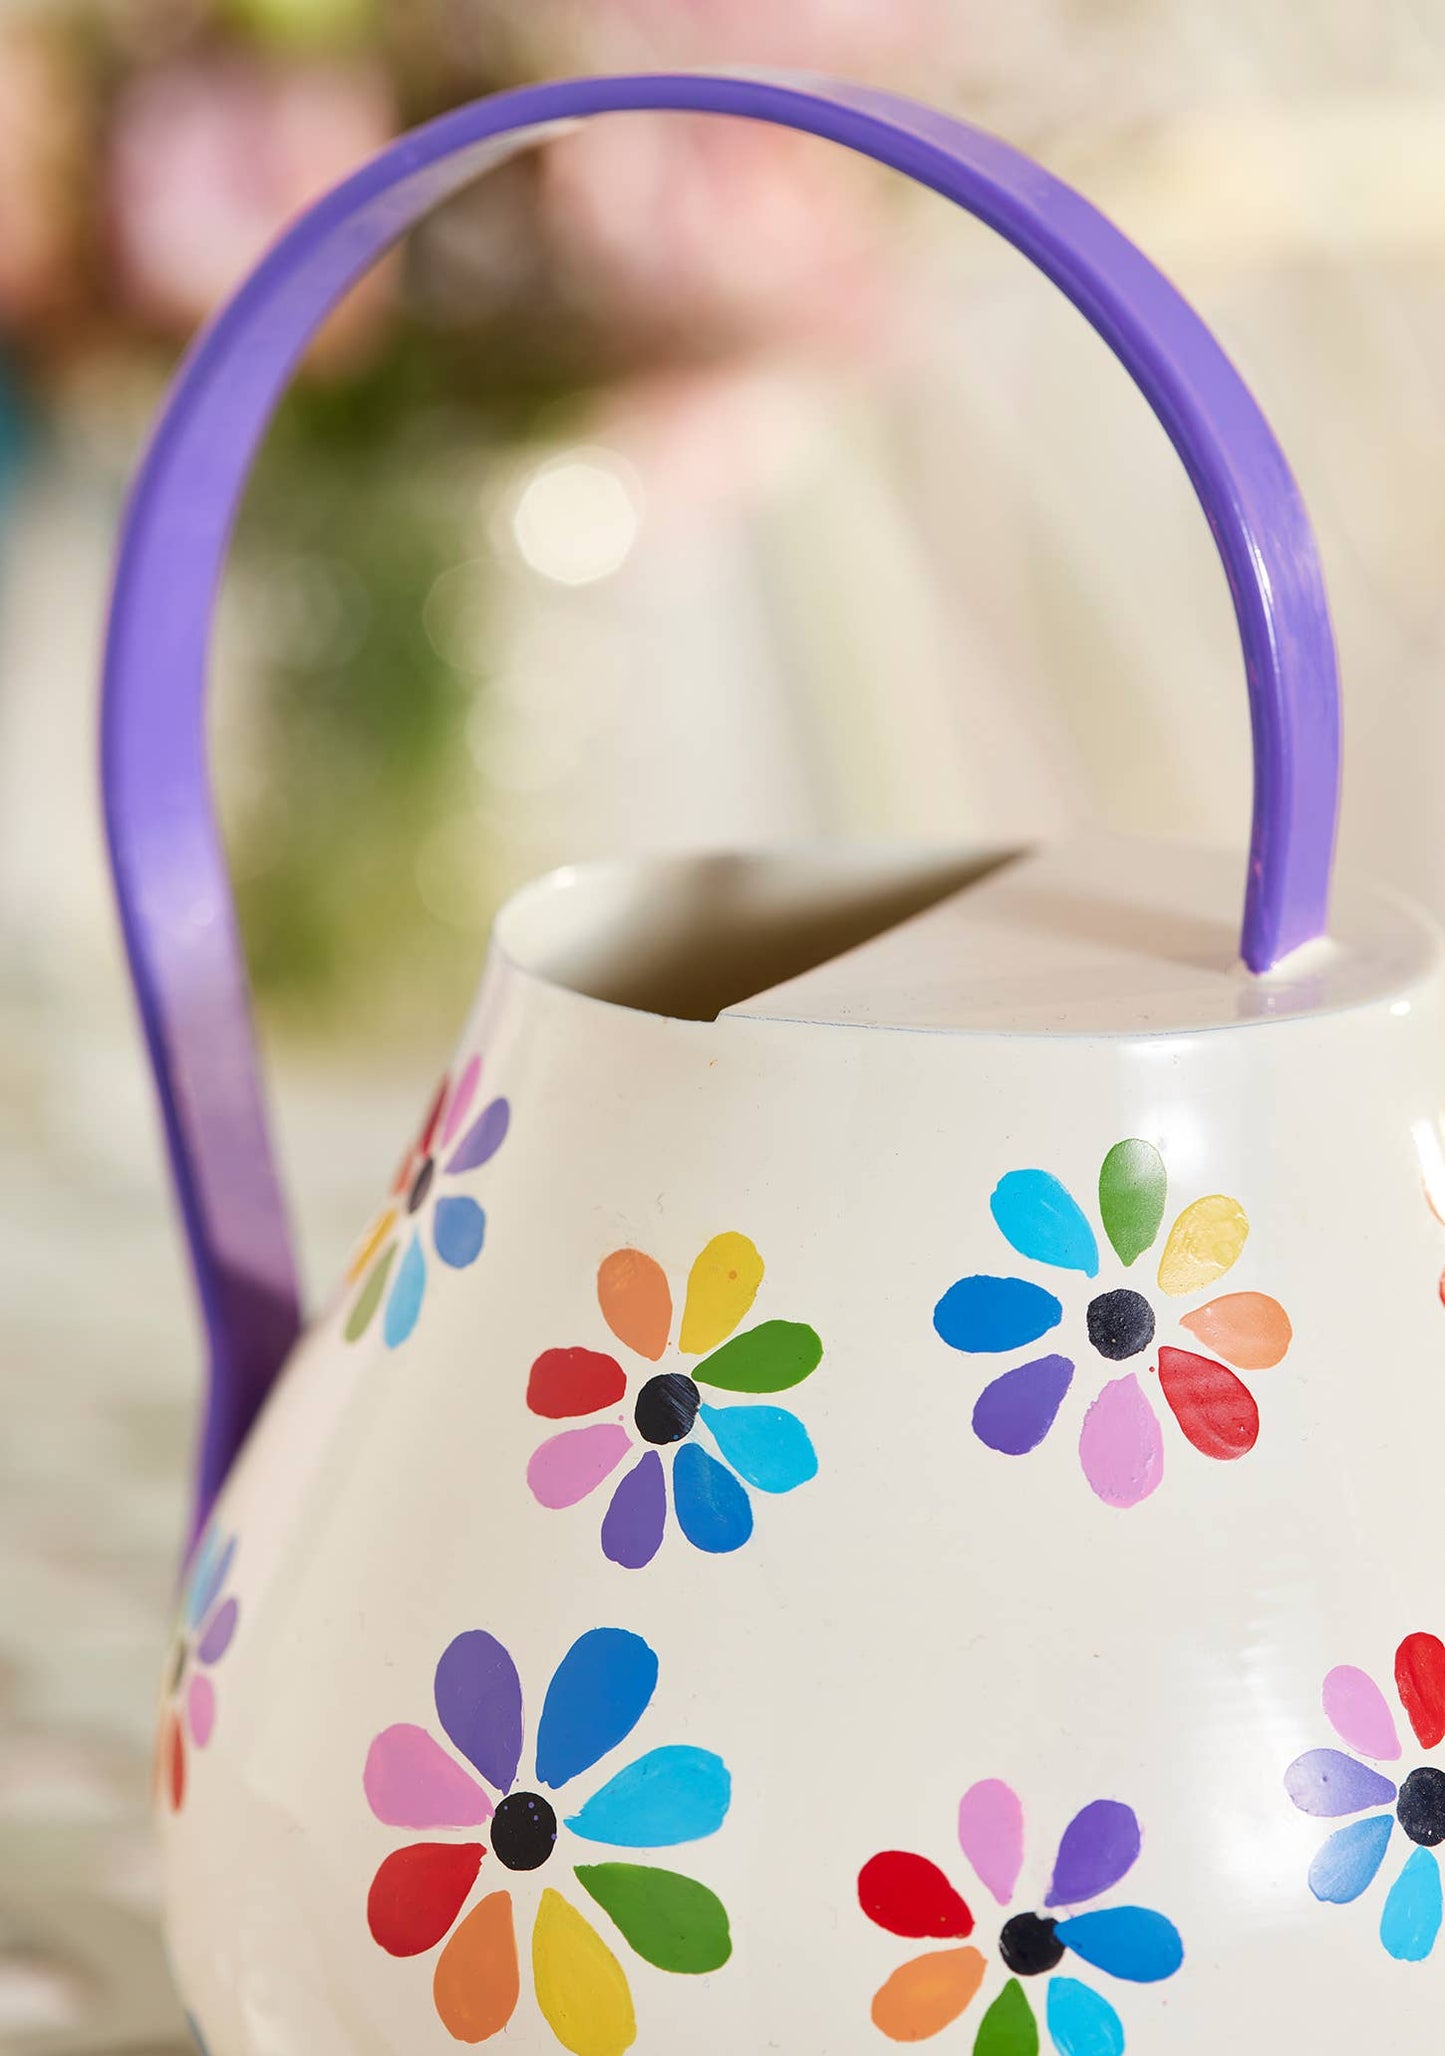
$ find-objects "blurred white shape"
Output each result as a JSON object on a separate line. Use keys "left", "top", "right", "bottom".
{"left": 510, "top": 451, "right": 642, "bottom": 586}
{"left": 0, "top": 1953, "right": 85, "bottom": 2032}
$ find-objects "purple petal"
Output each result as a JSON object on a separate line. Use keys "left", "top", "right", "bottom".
{"left": 1285, "top": 1748, "right": 1398, "bottom": 1818}
{"left": 1045, "top": 1799, "right": 1141, "bottom": 1907}
{"left": 434, "top": 1630, "right": 524, "bottom": 1794}
{"left": 196, "top": 1595, "right": 239, "bottom": 1666}
{"left": 972, "top": 1355, "right": 1074, "bottom": 1456}
{"left": 446, "top": 1098, "right": 510, "bottom": 1174}
{"left": 601, "top": 1452, "right": 667, "bottom": 1570}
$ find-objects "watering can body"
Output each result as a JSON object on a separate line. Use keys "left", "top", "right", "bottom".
{"left": 103, "top": 73, "right": 1445, "bottom": 2056}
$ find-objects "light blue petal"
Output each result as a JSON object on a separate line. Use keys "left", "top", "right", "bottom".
{"left": 991, "top": 1170, "right": 1099, "bottom": 1277}
{"left": 383, "top": 1236, "right": 426, "bottom": 1348}
{"left": 433, "top": 1194, "right": 486, "bottom": 1269}
{"left": 185, "top": 1531, "right": 235, "bottom": 1629}
{"left": 186, "top": 2014, "right": 212, "bottom": 2056}
{"left": 1309, "top": 1815, "right": 1394, "bottom": 1905}
{"left": 1381, "top": 1846, "right": 1443, "bottom": 1962}
{"left": 933, "top": 1275, "right": 1063, "bottom": 1354}
{"left": 672, "top": 1442, "right": 753, "bottom": 1553}
{"left": 698, "top": 1404, "right": 817, "bottom": 1494}
{"left": 536, "top": 1629, "right": 658, "bottom": 1791}
{"left": 1046, "top": 1976, "right": 1124, "bottom": 2056}
{"left": 564, "top": 1745, "right": 731, "bottom": 1847}
{"left": 1055, "top": 1906, "right": 1184, "bottom": 1984}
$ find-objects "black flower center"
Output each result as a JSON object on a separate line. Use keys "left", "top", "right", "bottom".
{"left": 998, "top": 1912, "right": 1064, "bottom": 1977}
{"left": 491, "top": 1791, "right": 557, "bottom": 1871}
{"left": 1085, "top": 1288, "right": 1155, "bottom": 1361}
{"left": 1398, "top": 1767, "right": 1445, "bottom": 1847}
{"left": 407, "top": 1156, "right": 436, "bottom": 1214}
{"left": 634, "top": 1373, "right": 701, "bottom": 1446}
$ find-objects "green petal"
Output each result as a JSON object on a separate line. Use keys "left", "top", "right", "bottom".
{"left": 694, "top": 1320, "right": 822, "bottom": 1394}
{"left": 574, "top": 1863, "right": 732, "bottom": 1974}
{"left": 973, "top": 1977, "right": 1038, "bottom": 2056}
{"left": 345, "top": 1244, "right": 397, "bottom": 1342}
{"left": 1098, "top": 1140, "right": 1166, "bottom": 1266}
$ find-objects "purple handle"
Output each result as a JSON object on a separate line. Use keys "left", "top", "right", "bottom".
{"left": 101, "top": 72, "right": 1341, "bottom": 1539}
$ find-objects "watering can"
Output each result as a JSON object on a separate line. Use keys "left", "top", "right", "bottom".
{"left": 103, "top": 71, "right": 1445, "bottom": 2056}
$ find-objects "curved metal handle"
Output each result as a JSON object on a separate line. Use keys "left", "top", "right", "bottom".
{"left": 101, "top": 71, "right": 1342, "bottom": 1537}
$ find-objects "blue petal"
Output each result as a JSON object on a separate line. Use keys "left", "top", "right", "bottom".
{"left": 933, "top": 1276, "right": 1063, "bottom": 1354}
{"left": 185, "top": 1530, "right": 234, "bottom": 1628}
{"left": 433, "top": 1195, "right": 486, "bottom": 1269}
{"left": 1381, "top": 1846, "right": 1443, "bottom": 1962}
{"left": 699, "top": 1404, "right": 817, "bottom": 1493}
{"left": 1310, "top": 1815, "right": 1394, "bottom": 1904}
{"left": 1046, "top": 1977, "right": 1124, "bottom": 2056}
{"left": 383, "top": 1236, "right": 426, "bottom": 1347}
{"left": 672, "top": 1441, "right": 753, "bottom": 1553}
{"left": 536, "top": 1629, "right": 658, "bottom": 1791}
{"left": 565, "top": 1744, "right": 731, "bottom": 1847}
{"left": 991, "top": 1170, "right": 1099, "bottom": 1277}
{"left": 1055, "top": 1906, "right": 1184, "bottom": 1983}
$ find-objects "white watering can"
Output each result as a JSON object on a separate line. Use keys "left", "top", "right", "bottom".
{"left": 103, "top": 71, "right": 1445, "bottom": 2056}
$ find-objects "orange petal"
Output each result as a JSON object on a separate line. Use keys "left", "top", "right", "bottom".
{"left": 871, "top": 1947, "right": 986, "bottom": 2042}
{"left": 434, "top": 1890, "right": 519, "bottom": 2043}
{"left": 166, "top": 1711, "right": 186, "bottom": 1812}
{"left": 347, "top": 1208, "right": 398, "bottom": 1286}
{"left": 1179, "top": 1291, "right": 1291, "bottom": 1369}
{"left": 597, "top": 1251, "right": 672, "bottom": 1361}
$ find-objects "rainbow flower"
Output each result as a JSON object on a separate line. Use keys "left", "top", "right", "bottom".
{"left": 364, "top": 1627, "right": 732, "bottom": 2051}
{"left": 1287, "top": 1631, "right": 1445, "bottom": 1961}
{"left": 156, "top": 1527, "right": 240, "bottom": 1814}
{"left": 860, "top": 1781, "right": 1183, "bottom": 2048}
{"left": 345, "top": 1055, "right": 510, "bottom": 1349}
{"left": 526, "top": 1233, "right": 822, "bottom": 1567}
{"left": 933, "top": 1138, "right": 1292, "bottom": 1508}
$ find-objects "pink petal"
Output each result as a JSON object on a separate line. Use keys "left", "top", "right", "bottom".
{"left": 364, "top": 1723, "right": 495, "bottom": 1828}
{"left": 186, "top": 1672, "right": 215, "bottom": 1749}
{"left": 958, "top": 1779, "right": 1024, "bottom": 1907}
{"left": 1324, "top": 1665, "right": 1402, "bottom": 1762}
{"left": 1078, "top": 1373, "right": 1164, "bottom": 1508}
{"left": 440, "top": 1055, "right": 481, "bottom": 1147}
{"left": 527, "top": 1424, "right": 633, "bottom": 1510}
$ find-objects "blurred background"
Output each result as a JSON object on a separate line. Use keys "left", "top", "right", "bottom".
{"left": 4, "top": 0, "right": 1445, "bottom": 2047}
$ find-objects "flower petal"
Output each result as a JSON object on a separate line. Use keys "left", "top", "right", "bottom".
{"left": 1309, "top": 1815, "right": 1395, "bottom": 1903}
{"left": 1046, "top": 1975, "right": 1124, "bottom": 2056}
{"left": 672, "top": 1442, "right": 754, "bottom": 1554}
{"left": 383, "top": 1237, "right": 426, "bottom": 1348}
{"left": 186, "top": 1673, "right": 215, "bottom": 1750}
{"left": 1097, "top": 1140, "right": 1166, "bottom": 1267}
{"left": 440, "top": 1055, "right": 482, "bottom": 1148}
{"left": 536, "top": 1629, "right": 659, "bottom": 1791}
{"left": 433, "top": 1889, "right": 518, "bottom": 2042}
{"left": 972, "top": 1975, "right": 1038, "bottom": 2054}
{"left": 528, "top": 1348, "right": 628, "bottom": 1420}
{"left": 564, "top": 1745, "right": 730, "bottom": 1847}
{"left": 1157, "top": 1347, "right": 1259, "bottom": 1460}
{"left": 1396, "top": 1633, "right": 1445, "bottom": 1750}
{"left": 1157, "top": 1195, "right": 1248, "bottom": 1296}
{"left": 574, "top": 1862, "right": 732, "bottom": 1973}
{"left": 434, "top": 1631, "right": 524, "bottom": 1795}
{"left": 958, "top": 1780, "right": 1024, "bottom": 1907}
{"left": 1178, "top": 1292, "right": 1291, "bottom": 1370}
{"left": 1078, "top": 1374, "right": 1163, "bottom": 1508}
{"left": 417, "top": 1075, "right": 450, "bottom": 1156}
{"left": 870, "top": 1947, "right": 986, "bottom": 2042}
{"left": 197, "top": 1595, "right": 239, "bottom": 1666}
{"left": 366, "top": 1842, "right": 484, "bottom": 1957}
{"left": 694, "top": 1320, "right": 822, "bottom": 1394}
{"left": 346, "top": 1243, "right": 397, "bottom": 1342}
{"left": 528, "top": 1426, "right": 633, "bottom": 1510}
{"left": 698, "top": 1403, "right": 817, "bottom": 1492}
{"left": 858, "top": 1851, "right": 975, "bottom": 1939}
{"left": 185, "top": 1531, "right": 235, "bottom": 1628}
{"left": 446, "top": 1097, "right": 510, "bottom": 1175}
{"left": 1323, "top": 1666, "right": 1401, "bottom": 1762}
{"left": 347, "top": 1207, "right": 398, "bottom": 1286}
{"left": 933, "top": 1278, "right": 1063, "bottom": 1355}
{"left": 434, "top": 1195, "right": 486, "bottom": 1269}
{"left": 1381, "top": 1846, "right": 1443, "bottom": 1961}
{"left": 1284, "top": 1749, "right": 1397, "bottom": 1817}
{"left": 1045, "top": 1801, "right": 1140, "bottom": 1908}
{"left": 990, "top": 1171, "right": 1099, "bottom": 1277}
{"left": 678, "top": 1233, "right": 764, "bottom": 1354}
{"left": 364, "top": 1723, "right": 495, "bottom": 1829}
{"left": 972, "top": 1356, "right": 1074, "bottom": 1457}
{"left": 164, "top": 1711, "right": 186, "bottom": 1811}
{"left": 601, "top": 1452, "right": 668, "bottom": 1570}
{"left": 531, "top": 1887, "right": 636, "bottom": 2056}
{"left": 597, "top": 1249, "right": 672, "bottom": 1360}
{"left": 1053, "top": 1907, "right": 1183, "bottom": 1983}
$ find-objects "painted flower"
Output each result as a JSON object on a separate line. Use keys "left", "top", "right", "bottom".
{"left": 860, "top": 1781, "right": 1183, "bottom": 2049}
{"left": 345, "top": 1055, "right": 510, "bottom": 1349}
{"left": 933, "top": 1138, "right": 1293, "bottom": 1508}
{"left": 155, "top": 1528, "right": 241, "bottom": 1814}
{"left": 525, "top": 1233, "right": 822, "bottom": 1567}
{"left": 1286, "top": 1631, "right": 1445, "bottom": 1962}
{"left": 364, "top": 1626, "right": 732, "bottom": 2051}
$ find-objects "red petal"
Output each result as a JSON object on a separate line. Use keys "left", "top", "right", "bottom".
{"left": 166, "top": 1712, "right": 186, "bottom": 1813}
{"left": 527, "top": 1347, "right": 628, "bottom": 1420}
{"left": 1396, "top": 1633, "right": 1445, "bottom": 1750}
{"left": 417, "top": 1077, "right": 449, "bottom": 1156}
{"left": 858, "top": 1851, "right": 974, "bottom": 1939}
{"left": 367, "top": 1843, "right": 484, "bottom": 1957}
{"left": 1157, "top": 1346, "right": 1259, "bottom": 1460}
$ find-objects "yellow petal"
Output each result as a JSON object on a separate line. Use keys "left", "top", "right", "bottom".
{"left": 347, "top": 1208, "right": 397, "bottom": 1285}
{"left": 1157, "top": 1195, "right": 1249, "bottom": 1297}
{"left": 678, "top": 1233, "right": 765, "bottom": 1355}
{"left": 532, "top": 1888, "right": 636, "bottom": 2056}
{"left": 871, "top": 1947, "right": 986, "bottom": 2042}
